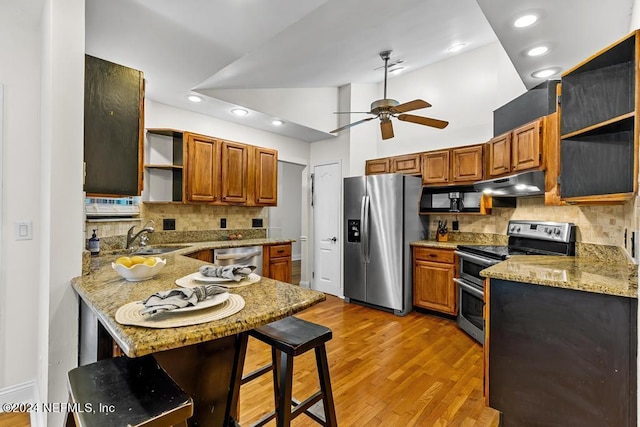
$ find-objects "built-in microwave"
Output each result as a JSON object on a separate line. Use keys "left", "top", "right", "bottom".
{"left": 419, "top": 185, "right": 482, "bottom": 214}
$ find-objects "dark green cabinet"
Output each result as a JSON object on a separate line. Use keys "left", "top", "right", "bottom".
{"left": 84, "top": 55, "right": 144, "bottom": 196}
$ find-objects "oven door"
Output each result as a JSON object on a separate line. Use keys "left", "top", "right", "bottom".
{"left": 454, "top": 251, "right": 499, "bottom": 287}
{"left": 454, "top": 278, "right": 485, "bottom": 344}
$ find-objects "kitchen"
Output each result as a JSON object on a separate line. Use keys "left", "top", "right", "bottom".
{"left": 1, "top": 1, "right": 640, "bottom": 426}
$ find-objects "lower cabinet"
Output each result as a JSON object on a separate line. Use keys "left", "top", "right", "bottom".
{"left": 263, "top": 243, "right": 292, "bottom": 283}
{"left": 185, "top": 249, "right": 214, "bottom": 263}
{"left": 487, "top": 279, "right": 637, "bottom": 426}
{"left": 413, "top": 247, "right": 457, "bottom": 315}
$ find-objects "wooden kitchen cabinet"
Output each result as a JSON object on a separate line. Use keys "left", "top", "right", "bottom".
{"left": 413, "top": 247, "right": 457, "bottom": 315}
{"left": 185, "top": 249, "right": 214, "bottom": 263}
{"left": 220, "top": 140, "right": 249, "bottom": 204}
{"left": 185, "top": 133, "right": 220, "bottom": 203}
{"left": 558, "top": 30, "right": 638, "bottom": 204}
{"left": 390, "top": 153, "right": 422, "bottom": 175}
{"left": 263, "top": 243, "right": 292, "bottom": 283}
{"left": 143, "top": 128, "right": 278, "bottom": 206}
{"left": 249, "top": 146, "right": 278, "bottom": 206}
{"left": 487, "top": 119, "right": 542, "bottom": 178}
{"left": 365, "top": 158, "right": 390, "bottom": 175}
{"left": 422, "top": 144, "right": 483, "bottom": 185}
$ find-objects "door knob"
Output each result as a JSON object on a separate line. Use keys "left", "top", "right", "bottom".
{"left": 330, "top": 237, "right": 337, "bottom": 242}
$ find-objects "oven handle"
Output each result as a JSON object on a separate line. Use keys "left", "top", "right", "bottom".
{"left": 454, "top": 250, "right": 500, "bottom": 267}
{"left": 454, "top": 278, "right": 484, "bottom": 299}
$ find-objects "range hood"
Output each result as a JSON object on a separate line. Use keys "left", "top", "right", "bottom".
{"left": 474, "top": 170, "right": 545, "bottom": 197}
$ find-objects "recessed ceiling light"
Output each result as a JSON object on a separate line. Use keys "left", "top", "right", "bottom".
{"left": 531, "top": 68, "right": 560, "bottom": 78}
{"left": 447, "top": 43, "right": 466, "bottom": 53}
{"left": 514, "top": 14, "right": 538, "bottom": 28}
{"left": 187, "top": 94, "right": 203, "bottom": 103}
{"left": 527, "top": 46, "right": 549, "bottom": 56}
{"left": 272, "top": 119, "right": 284, "bottom": 126}
{"left": 231, "top": 108, "right": 249, "bottom": 116}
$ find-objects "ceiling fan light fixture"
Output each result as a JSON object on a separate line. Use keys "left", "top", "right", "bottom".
{"left": 187, "top": 94, "right": 204, "bottom": 103}
{"left": 514, "top": 14, "right": 538, "bottom": 28}
{"left": 447, "top": 43, "right": 466, "bottom": 53}
{"left": 527, "top": 46, "right": 549, "bottom": 56}
{"left": 231, "top": 108, "right": 249, "bottom": 116}
{"left": 271, "top": 119, "right": 285, "bottom": 126}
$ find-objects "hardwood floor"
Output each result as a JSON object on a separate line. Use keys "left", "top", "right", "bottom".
{"left": 0, "top": 412, "right": 30, "bottom": 427}
{"left": 240, "top": 295, "right": 500, "bottom": 426}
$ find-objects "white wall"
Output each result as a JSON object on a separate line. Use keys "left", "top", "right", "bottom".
{"left": 268, "top": 161, "right": 304, "bottom": 261}
{"left": 145, "top": 100, "right": 311, "bottom": 166}
{"left": 0, "top": 0, "right": 44, "bottom": 391}
{"left": 40, "top": 1, "right": 85, "bottom": 425}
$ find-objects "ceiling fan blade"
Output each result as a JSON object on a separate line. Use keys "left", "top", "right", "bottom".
{"left": 398, "top": 114, "right": 449, "bottom": 129}
{"left": 392, "top": 99, "right": 431, "bottom": 114}
{"left": 330, "top": 116, "right": 376, "bottom": 133}
{"left": 333, "top": 111, "right": 374, "bottom": 114}
{"left": 380, "top": 119, "right": 394, "bottom": 140}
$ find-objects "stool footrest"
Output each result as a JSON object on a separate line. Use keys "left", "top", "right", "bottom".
{"left": 241, "top": 363, "right": 273, "bottom": 385}
{"left": 291, "top": 392, "right": 326, "bottom": 424}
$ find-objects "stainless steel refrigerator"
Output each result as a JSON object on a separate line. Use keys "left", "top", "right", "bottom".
{"left": 343, "top": 173, "right": 425, "bottom": 316}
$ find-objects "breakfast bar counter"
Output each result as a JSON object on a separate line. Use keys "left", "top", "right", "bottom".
{"left": 72, "top": 250, "right": 325, "bottom": 426}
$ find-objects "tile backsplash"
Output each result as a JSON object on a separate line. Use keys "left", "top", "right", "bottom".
{"left": 428, "top": 196, "right": 637, "bottom": 249}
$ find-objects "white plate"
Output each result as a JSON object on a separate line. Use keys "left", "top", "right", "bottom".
{"left": 192, "top": 273, "right": 233, "bottom": 283}
{"left": 169, "top": 292, "right": 230, "bottom": 313}
{"left": 176, "top": 272, "right": 261, "bottom": 289}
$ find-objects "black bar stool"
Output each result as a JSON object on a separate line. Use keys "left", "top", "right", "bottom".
{"left": 65, "top": 355, "right": 193, "bottom": 427}
{"left": 241, "top": 316, "right": 337, "bottom": 427}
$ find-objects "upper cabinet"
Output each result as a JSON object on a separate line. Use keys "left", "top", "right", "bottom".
{"left": 365, "top": 158, "right": 390, "bottom": 175}
{"left": 390, "top": 153, "right": 422, "bottom": 175}
{"left": 144, "top": 129, "right": 277, "bottom": 206}
{"left": 487, "top": 119, "right": 542, "bottom": 178}
{"left": 250, "top": 147, "right": 278, "bottom": 206}
{"left": 185, "top": 133, "right": 219, "bottom": 203}
{"left": 84, "top": 55, "right": 144, "bottom": 196}
{"left": 558, "top": 30, "right": 638, "bottom": 204}
{"left": 423, "top": 144, "right": 483, "bottom": 185}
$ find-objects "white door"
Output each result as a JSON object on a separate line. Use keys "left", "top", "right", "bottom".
{"left": 312, "top": 161, "right": 342, "bottom": 296}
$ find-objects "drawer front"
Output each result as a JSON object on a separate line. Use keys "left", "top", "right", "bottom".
{"left": 414, "top": 247, "right": 454, "bottom": 264}
{"left": 268, "top": 244, "right": 291, "bottom": 258}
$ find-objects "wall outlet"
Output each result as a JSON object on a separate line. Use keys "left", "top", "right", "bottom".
{"left": 220, "top": 218, "right": 227, "bottom": 229}
{"left": 162, "top": 218, "right": 176, "bottom": 231}
{"left": 252, "top": 218, "right": 263, "bottom": 228}
{"left": 452, "top": 220, "right": 459, "bottom": 231}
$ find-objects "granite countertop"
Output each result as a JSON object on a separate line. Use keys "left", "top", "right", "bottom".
{"left": 480, "top": 255, "right": 638, "bottom": 298}
{"left": 73, "top": 246, "right": 324, "bottom": 357}
{"left": 410, "top": 233, "right": 637, "bottom": 298}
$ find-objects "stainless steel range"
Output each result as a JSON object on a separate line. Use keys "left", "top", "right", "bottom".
{"left": 454, "top": 220, "right": 576, "bottom": 344}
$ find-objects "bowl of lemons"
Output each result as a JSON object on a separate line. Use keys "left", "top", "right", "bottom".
{"left": 112, "top": 255, "right": 167, "bottom": 282}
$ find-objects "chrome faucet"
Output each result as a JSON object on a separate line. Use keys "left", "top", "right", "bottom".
{"left": 126, "top": 220, "right": 155, "bottom": 249}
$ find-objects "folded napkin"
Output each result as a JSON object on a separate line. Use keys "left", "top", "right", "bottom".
{"left": 199, "top": 264, "right": 256, "bottom": 282}
{"left": 141, "top": 284, "right": 228, "bottom": 315}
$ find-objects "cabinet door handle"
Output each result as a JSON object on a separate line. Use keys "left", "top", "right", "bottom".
{"left": 277, "top": 249, "right": 285, "bottom": 253}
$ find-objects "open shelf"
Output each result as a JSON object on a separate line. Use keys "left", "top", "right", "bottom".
{"left": 143, "top": 129, "right": 184, "bottom": 203}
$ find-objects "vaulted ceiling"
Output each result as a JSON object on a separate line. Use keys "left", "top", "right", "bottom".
{"left": 85, "top": 0, "right": 634, "bottom": 141}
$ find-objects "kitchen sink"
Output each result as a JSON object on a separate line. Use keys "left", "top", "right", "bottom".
{"left": 131, "top": 245, "right": 188, "bottom": 255}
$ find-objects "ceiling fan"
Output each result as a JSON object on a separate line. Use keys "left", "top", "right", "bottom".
{"left": 330, "top": 50, "right": 449, "bottom": 140}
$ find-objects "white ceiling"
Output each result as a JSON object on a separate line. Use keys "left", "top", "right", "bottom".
{"left": 85, "top": 0, "right": 635, "bottom": 142}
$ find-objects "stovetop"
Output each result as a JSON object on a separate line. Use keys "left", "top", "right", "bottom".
{"left": 455, "top": 244, "right": 563, "bottom": 261}
{"left": 456, "top": 220, "right": 577, "bottom": 260}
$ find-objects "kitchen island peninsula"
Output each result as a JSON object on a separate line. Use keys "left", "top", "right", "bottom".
{"left": 72, "top": 249, "right": 325, "bottom": 426}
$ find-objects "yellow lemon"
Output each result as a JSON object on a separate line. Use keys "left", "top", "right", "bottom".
{"left": 144, "top": 257, "right": 157, "bottom": 267}
{"left": 115, "top": 256, "right": 133, "bottom": 268}
{"left": 130, "top": 255, "right": 146, "bottom": 265}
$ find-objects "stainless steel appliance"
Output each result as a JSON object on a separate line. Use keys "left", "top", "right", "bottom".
{"left": 343, "top": 174, "right": 425, "bottom": 316}
{"left": 213, "top": 246, "right": 263, "bottom": 276}
{"left": 419, "top": 185, "right": 484, "bottom": 214}
{"left": 454, "top": 220, "right": 576, "bottom": 344}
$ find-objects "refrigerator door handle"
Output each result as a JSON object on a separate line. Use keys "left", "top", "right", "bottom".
{"left": 361, "top": 195, "right": 371, "bottom": 263}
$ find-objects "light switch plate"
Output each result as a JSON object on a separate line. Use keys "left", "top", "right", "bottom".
{"left": 15, "top": 221, "right": 32, "bottom": 240}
